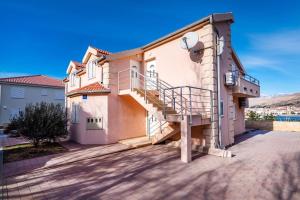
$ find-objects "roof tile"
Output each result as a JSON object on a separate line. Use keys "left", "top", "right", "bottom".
{"left": 67, "top": 82, "right": 109, "bottom": 96}
{"left": 0, "top": 75, "right": 64, "bottom": 88}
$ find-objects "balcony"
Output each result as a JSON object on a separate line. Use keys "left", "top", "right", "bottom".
{"left": 232, "top": 72, "right": 260, "bottom": 98}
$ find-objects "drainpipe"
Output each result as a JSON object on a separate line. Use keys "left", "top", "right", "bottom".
{"left": 211, "top": 15, "right": 223, "bottom": 149}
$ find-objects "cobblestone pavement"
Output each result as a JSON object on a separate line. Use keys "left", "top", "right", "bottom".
{"left": 2, "top": 130, "right": 300, "bottom": 200}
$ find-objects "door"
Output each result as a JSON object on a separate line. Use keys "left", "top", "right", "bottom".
{"left": 146, "top": 60, "right": 157, "bottom": 90}
{"left": 131, "top": 65, "right": 139, "bottom": 89}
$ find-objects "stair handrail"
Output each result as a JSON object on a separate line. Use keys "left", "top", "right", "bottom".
{"left": 163, "top": 86, "right": 213, "bottom": 124}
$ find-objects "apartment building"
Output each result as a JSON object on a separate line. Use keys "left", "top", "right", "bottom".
{"left": 64, "top": 12, "right": 260, "bottom": 162}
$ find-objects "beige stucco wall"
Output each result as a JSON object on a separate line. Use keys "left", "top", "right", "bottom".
{"left": 0, "top": 84, "right": 64, "bottom": 125}
{"left": 66, "top": 18, "right": 251, "bottom": 147}
{"left": 246, "top": 120, "right": 300, "bottom": 132}
{"left": 144, "top": 24, "right": 218, "bottom": 147}
{"left": 107, "top": 58, "right": 147, "bottom": 142}
{"left": 68, "top": 95, "right": 109, "bottom": 144}
{"left": 143, "top": 22, "right": 237, "bottom": 147}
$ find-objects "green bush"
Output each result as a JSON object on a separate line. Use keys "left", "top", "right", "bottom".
{"left": 263, "top": 113, "right": 276, "bottom": 121}
{"left": 8, "top": 102, "right": 68, "bottom": 147}
{"left": 247, "top": 111, "right": 261, "bottom": 121}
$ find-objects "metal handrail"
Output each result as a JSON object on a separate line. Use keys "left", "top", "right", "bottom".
{"left": 118, "top": 68, "right": 213, "bottom": 127}
{"left": 232, "top": 70, "right": 260, "bottom": 86}
{"left": 163, "top": 86, "right": 213, "bottom": 124}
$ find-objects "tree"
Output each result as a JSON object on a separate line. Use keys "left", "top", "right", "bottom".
{"left": 9, "top": 102, "right": 68, "bottom": 147}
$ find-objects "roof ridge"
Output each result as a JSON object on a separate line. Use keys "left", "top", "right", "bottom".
{"left": 0, "top": 74, "right": 42, "bottom": 80}
{"left": 89, "top": 45, "right": 111, "bottom": 55}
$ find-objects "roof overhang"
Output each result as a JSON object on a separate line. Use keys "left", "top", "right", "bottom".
{"left": 82, "top": 46, "right": 109, "bottom": 64}
{"left": 67, "top": 90, "right": 111, "bottom": 97}
{"left": 142, "top": 12, "right": 234, "bottom": 51}
{"left": 102, "top": 48, "right": 143, "bottom": 63}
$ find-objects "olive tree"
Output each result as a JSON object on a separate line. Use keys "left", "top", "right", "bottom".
{"left": 8, "top": 102, "right": 68, "bottom": 147}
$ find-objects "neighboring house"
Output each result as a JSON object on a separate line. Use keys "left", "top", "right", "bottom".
{"left": 64, "top": 12, "right": 260, "bottom": 162}
{"left": 0, "top": 75, "right": 65, "bottom": 125}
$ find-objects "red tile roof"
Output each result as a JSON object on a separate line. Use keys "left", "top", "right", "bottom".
{"left": 67, "top": 82, "right": 110, "bottom": 96}
{"left": 90, "top": 46, "right": 111, "bottom": 55}
{"left": 0, "top": 75, "right": 64, "bottom": 88}
{"left": 72, "top": 61, "right": 86, "bottom": 70}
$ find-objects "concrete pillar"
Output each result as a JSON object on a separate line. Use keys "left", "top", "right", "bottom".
{"left": 181, "top": 116, "right": 192, "bottom": 163}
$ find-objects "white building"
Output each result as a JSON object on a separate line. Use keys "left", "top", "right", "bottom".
{"left": 0, "top": 75, "right": 65, "bottom": 125}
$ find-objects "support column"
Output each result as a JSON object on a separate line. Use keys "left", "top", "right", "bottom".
{"left": 181, "top": 116, "right": 192, "bottom": 163}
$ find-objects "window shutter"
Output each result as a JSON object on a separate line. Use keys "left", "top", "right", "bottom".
{"left": 11, "top": 87, "right": 25, "bottom": 99}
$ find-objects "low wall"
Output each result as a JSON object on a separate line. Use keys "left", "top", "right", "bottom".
{"left": 246, "top": 120, "right": 300, "bottom": 132}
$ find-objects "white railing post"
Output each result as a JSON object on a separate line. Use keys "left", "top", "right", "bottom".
{"left": 189, "top": 87, "right": 192, "bottom": 124}
{"left": 180, "top": 87, "right": 183, "bottom": 120}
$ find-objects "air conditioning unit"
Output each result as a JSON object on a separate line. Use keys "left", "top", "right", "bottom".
{"left": 225, "top": 72, "right": 236, "bottom": 86}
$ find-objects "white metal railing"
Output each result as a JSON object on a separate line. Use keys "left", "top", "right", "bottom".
{"left": 117, "top": 68, "right": 213, "bottom": 126}
{"left": 232, "top": 70, "right": 260, "bottom": 86}
{"left": 163, "top": 86, "right": 213, "bottom": 123}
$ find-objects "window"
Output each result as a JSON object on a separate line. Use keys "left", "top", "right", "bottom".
{"left": 71, "top": 103, "right": 80, "bottom": 123}
{"left": 41, "top": 89, "right": 48, "bottom": 96}
{"left": 70, "top": 72, "right": 77, "bottom": 86}
{"left": 88, "top": 60, "right": 96, "bottom": 79}
{"left": 11, "top": 87, "right": 25, "bottom": 99}
{"left": 54, "top": 91, "right": 64, "bottom": 100}
{"left": 220, "top": 100, "right": 224, "bottom": 117}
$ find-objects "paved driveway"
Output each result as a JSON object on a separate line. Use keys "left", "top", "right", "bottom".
{"left": 2, "top": 130, "right": 300, "bottom": 200}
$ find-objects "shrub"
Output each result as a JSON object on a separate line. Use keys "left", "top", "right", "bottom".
{"left": 263, "top": 113, "right": 276, "bottom": 121}
{"left": 247, "top": 111, "right": 261, "bottom": 121}
{"left": 8, "top": 102, "right": 68, "bottom": 147}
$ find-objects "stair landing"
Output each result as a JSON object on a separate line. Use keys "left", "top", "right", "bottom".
{"left": 119, "top": 136, "right": 152, "bottom": 148}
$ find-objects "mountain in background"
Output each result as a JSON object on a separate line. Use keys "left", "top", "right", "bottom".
{"left": 249, "top": 92, "right": 300, "bottom": 108}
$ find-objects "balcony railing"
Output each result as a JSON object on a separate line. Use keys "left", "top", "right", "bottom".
{"left": 233, "top": 70, "right": 260, "bottom": 86}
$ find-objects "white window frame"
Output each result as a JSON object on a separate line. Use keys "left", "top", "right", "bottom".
{"left": 88, "top": 60, "right": 96, "bottom": 79}
{"left": 70, "top": 71, "right": 77, "bottom": 87}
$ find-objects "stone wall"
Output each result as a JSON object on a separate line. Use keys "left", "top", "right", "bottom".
{"left": 246, "top": 120, "right": 300, "bottom": 132}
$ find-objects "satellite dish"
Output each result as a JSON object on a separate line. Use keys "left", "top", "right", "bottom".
{"left": 180, "top": 32, "right": 199, "bottom": 50}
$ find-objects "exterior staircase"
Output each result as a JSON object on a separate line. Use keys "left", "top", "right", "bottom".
{"left": 117, "top": 68, "right": 212, "bottom": 145}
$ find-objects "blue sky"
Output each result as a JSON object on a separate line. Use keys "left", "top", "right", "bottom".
{"left": 0, "top": 0, "right": 299, "bottom": 96}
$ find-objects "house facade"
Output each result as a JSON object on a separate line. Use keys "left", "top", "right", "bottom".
{"left": 0, "top": 75, "right": 65, "bottom": 125}
{"left": 65, "top": 13, "right": 260, "bottom": 162}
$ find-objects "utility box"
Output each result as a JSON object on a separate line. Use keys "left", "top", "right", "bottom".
{"left": 86, "top": 117, "right": 103, "bottom": 130}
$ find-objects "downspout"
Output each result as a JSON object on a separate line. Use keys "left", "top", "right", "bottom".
{"left": 210, "top": 15, "right": 223, "bottom": 149}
